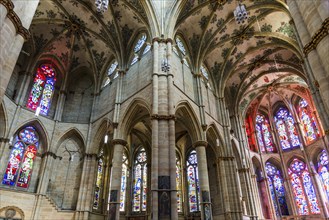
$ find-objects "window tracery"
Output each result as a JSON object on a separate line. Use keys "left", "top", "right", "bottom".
{"left": 133, "top": 147, "right": 147, "bottom": 212}
{"left": 288, "top": 158, "right": 320, "bottom": 215}
{"left": 27, "top": 64, "right": 56, "bottom": 115}
{"left": 265, "top": 162, "right": 288, "bottom": 216}
{"left": 3, "top": 126, "right": 39, "bottom": 188}
{"left": 187, "top": 150, "right": 200, "bottom": 212}
{"left": 255, "top": 113, "right": 275, "bottom": 153}
{"left": 297, "top": 99, "right": 319, "bottom": 144}
{"left": 274, "top": 107, "right": 301, "bottom": 150}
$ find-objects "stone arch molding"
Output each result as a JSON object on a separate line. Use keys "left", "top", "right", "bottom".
{"left": 0, "top": 206, "right": 24, "bottom": 220}
{"left": 54, "top": 128, "right": 85, "bottom": 156}
{"left": 119, "top": 98, "right": 151, "bottom": 139}
{"left": 205, "top": 123, "right": 224, "bottom": 157}
{"left": 175, "top": 101, "right": 202, "bottom": 143}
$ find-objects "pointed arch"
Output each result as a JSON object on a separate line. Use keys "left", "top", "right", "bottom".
{"left": 206, "top": 123, "right": 224, "bottom": 157}
{"left": 119, "top": 98, "right": 151, "bottom": 139}
{"left": 55, "top": 128, "right": 85, "bottom": 155}
{"left": 175, "top": 101, "right": 202, "bottom": 143}
{"left": 91, "top": 118, "right": 114, "bottom": 154}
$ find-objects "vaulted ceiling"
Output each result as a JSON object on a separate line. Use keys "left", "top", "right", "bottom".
{"left": 21, "top": 0, "right": 309, "bottom": 116}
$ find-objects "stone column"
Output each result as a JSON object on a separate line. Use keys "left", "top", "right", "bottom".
{"left": 0, "top": 0, "right": 38, "bottom": 102}
{"left": 287, "top": 0, "right": 329, "bottom": 115}
{"left": 194, "top": 140, "right": 212, "bottom": 220}
{"left": 107, "top": 139, "right": 126, "bottom": 220}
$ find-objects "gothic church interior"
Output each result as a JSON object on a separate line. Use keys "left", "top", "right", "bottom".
{"left": 0, "top": 0, "right": 329, "bottom": 219}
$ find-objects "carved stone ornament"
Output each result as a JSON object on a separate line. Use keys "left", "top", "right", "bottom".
{"left": 304, "top": 17, "right": 329, "bottom": 55}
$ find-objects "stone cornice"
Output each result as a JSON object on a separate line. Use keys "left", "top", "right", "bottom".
{"left": 111, "top": 139, "right": 127, "bottom": 146}
{"left": 193, "top": 140, "right": 208, "bottom": 148}
{"left": 0, "top": 0, "right": 30, "bottom": 40}
{"left": 151, "top": 114, "right": 176, "bottom": 120}
{"left": 303, "top": 17, "right": 329, "bottom": 55}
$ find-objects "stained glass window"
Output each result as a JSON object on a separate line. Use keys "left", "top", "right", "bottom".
{"left": 275, "top": 107, "right": 301, "bottom": 150}
{"left": 120, "top": 153, "right": 128, "bottom": 211}
{"left": 27, "top": 64, "right": 56, "bottom": 115}
{"left": 318, "top": 150, "right": 329, "bottom": 201}
{"left": 297, "top": 99, "right": 319, "bottom": 144}
{"left": 265, "top": 162, "right": 289, "bottom": 216}
{"left": 176, "top": 37, "right": 186, "bottom": 55}
{"left": 187, "top": 150, "right": 200, "bottom": 212}
{"left": 176, "top": 153, "right": 182, "bottom": 212}
{"left": 143, "top": 44, "right": 151, "bottom": 55}
{"left": 200, "top": 65, "right": 209, "bottom": 80}
{"left": 256, "top": 114, "right": 275, "bottom": 153}
{"left": 2, "top": 126, "right": 39, "bottom": 188}
{"left": 134, "top": 34, "right": 147, "bottom": 53}
{"left": 93, "top": 148, "right": 104, "bottom": 210}
{"left": 288, "top": 158, "right": 320, "bottom": 215}
{"left": 133, "top": 147, "right": 147, "bottom": 212}
{"left": 131, "top": 54, "right": 139, "bottom": 65}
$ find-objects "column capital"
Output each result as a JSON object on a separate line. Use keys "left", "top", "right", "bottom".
{"left": 193, "top": 140, "right": 208, "bottom": 148}
{"left": 152, "top": 37, "right": 173, "bottom": 44}
{"left": 111, "top": 139, "right": 127, "bottom": 146}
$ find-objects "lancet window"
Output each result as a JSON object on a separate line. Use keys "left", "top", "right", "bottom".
{"left": 186, "top": 150, "right": 200, "bottom": 212}
{"left": 27, "top": 64, "right": 56, "bottom": 115}
{"left": 255, "top": 113, "right": 275, "bottom": 153}
{"left": 176, "top": 153, "right": 182, "bottom": 212}
{"left": 93, "top": 148, "right": 104, "bottom": 210}
{"left": 274, "top": 107, "right": 301, "bottom": 150}
{"left": 132, "top": 147, "right": 148, "bottom": 212}
{"left": 297, "top": 99, "right": 319, "bottom": 144}
{"left": 2, "top": 126, "right": 39, "bottom": 188}
{"left": 317, "top": 150, "right": 329, "bottom": 201}
{"left": 265, "top": 162, "right": 288, "bottom": 216}
{"left": 288, "top": 158, "right": 320, "bottom": 215}
{"left": 120, "top": 152, "right": 128, "bottom": 211}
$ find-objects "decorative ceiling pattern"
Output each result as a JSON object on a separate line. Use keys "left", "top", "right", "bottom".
{"left": 27, "top": 0, "right": 150, "bottom": 84}
{"left": 175, "top": 0, "right": 306, "bottom": 115}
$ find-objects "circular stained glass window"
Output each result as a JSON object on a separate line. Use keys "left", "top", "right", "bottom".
{"left": 266, "top": 162, "right": 277, "bottom": 176}
{"left": 19, "top": 127, "right": 39, "bottom": 145}
{"left": 290, "top": 159, "right": 305, "bottom": 173}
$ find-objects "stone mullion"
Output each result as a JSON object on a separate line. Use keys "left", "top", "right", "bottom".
{"left": 232, "top": 114, "right": 257, "bottom": 219}
{"left": 267, "top": 110, "right": 297, "bottom": 216}
{"left": 194, "top": 141, "right": 212, "bottom": 220}
{"left": 151, "top": 39, "right": 159, "bottom": 218}
{"left": 300, "top": 147, "right": 329, "bottom": 217}
{"left": 167, "top": 40, "right": 178, "bottom": 220}
{"left": 108, "top": 140, "right": 126, "bottom": 220}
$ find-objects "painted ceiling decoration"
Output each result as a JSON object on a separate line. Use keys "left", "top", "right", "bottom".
{"left": 23, "top": 0, "right": 308, "bottom": 117}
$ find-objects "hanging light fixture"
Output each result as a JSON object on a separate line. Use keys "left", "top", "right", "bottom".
{"left": 95, "top": 0, "right": 109, "bottom": 13}
{"left": 234, "top": 1, "right": 248, "bottom": 24}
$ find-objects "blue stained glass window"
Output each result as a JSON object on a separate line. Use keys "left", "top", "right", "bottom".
{"left": 120, "top": 153, "right": 128, "bottom": 211}
{"left": 318, "top": 150, "right": 329, "bottom": 202}
{"left": 256, "top": 114, "right": 275, "bottom": 153}
{"left": 176, "top": 37, "right": 186, "bottom": 55}
{"left": 265, "top": 162, "right": 289, "bottom": 216}
{"left": 200, "top": 65, "right": 209, "bottom": 80}
{"left": 134, "top": 35, "right": 147, "bottom": 53}
{"left": 275, "top": 107, "right": 301, "bottom": 150}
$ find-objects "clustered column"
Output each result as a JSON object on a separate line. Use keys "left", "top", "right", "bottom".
{"left": 0, "top": 0, "right": 38, "bottom": 101}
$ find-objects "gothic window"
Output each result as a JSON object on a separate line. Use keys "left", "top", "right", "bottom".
{"left": 255, "top": 113, "right": 275, "bottom": 153}
{"left": 120, "top": 152, "right": 129, "bottom": 212}
{"left": 200, "top": 65, "right": 209, "bottom": 80}
{"left": 143, "top": 44, "right": 151, "bottom": 55}
{"left": 274, "top": 107, "right": 301, "bottom": 150}
{"left": 176, "top": 153, "right": 182, "bottom": 212}
{"left": 175, "top": 37, "right": 186, "bottom": 56}
{"left": 317, "top": 150, "right": 329, "bottom": 201}
{"left": 93, "top": 148, "right": 104, "bottom": 210}
{"left": 265, "top": 162, "right": 289, "bottom": 216}
{"left": 27, "top": 64, "right": 56, "bottom": 115}
{"left": 2, "top": 126, "right": 39, "bottom": 188}
{"left": 102, "top": 60, "right": 118, "bottom": 88}
{"left": 187, "top": 150, "right": 200, "bottom": 212}
{"left": 288, "top": 158, "right": 320, "bottom": 215}
{"left": 131, "top": 34, "right": 147, "bottom": 66}
{"left": 133, "top": 147, "right": 147, "bottom": 212}
{"left": 297, "top": 99, "right": 319, "bottom": 144}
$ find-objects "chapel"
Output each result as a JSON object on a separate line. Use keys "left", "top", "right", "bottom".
{"left": 0, "top": 0, "right": 329, "bottom": 219}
